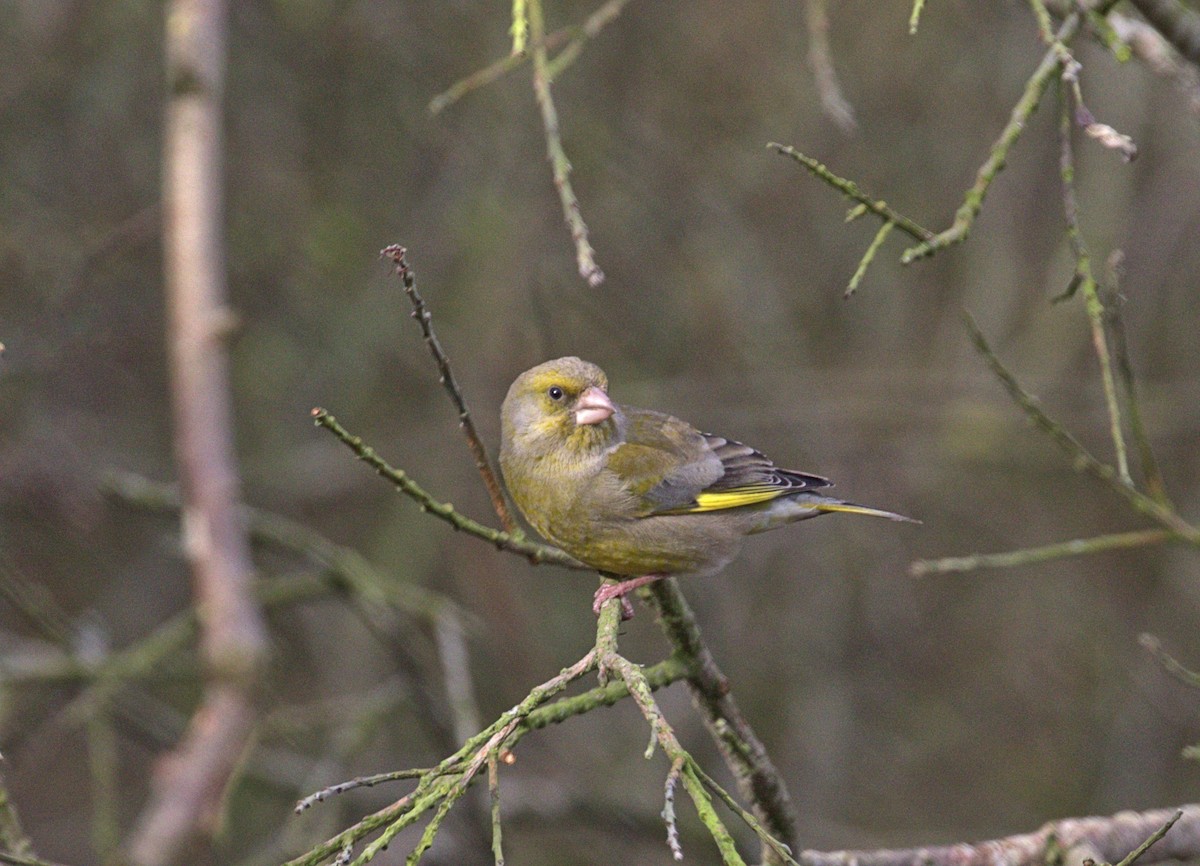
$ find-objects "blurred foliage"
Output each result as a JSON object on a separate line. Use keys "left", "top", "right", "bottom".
{"left": 1, "top": 1, "right": 1200, "bottom": 864}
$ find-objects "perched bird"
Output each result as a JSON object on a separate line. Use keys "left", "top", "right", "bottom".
{"left": 499, "top": 357, "right": 916, "bottom": 616}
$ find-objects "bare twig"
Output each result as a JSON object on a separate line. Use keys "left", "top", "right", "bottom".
{"left": 488, "top": 752, "right": 504, "bottom": 866}
{"left": 1140, "top": 634, "right": 1200, "bottom": 689}
{"left": 1128, "top": 0, "right": 1200, "bottom": 67}
{"left": 901, "top": 0, "right": 1124, "bottom": 263}
{"left": 1103, "top": 254, "right": 1172, "bottom": 505}
{"left": 963, "top": 314, "right": 1200, "bottom": 545}
{"left": 128, "top": 0, "right": 267, "bottom": 862}
{"left": 800, "top": 805, "right": 1199, "bottom": 866}
{"left": 804, "top": 0, "right": 856, "bottom": 133}
{"left": 429, "top": 0, "right": 633, "bottom": 115}
{"left": 527, "top": 0, "right": 604, "bottom": 286}
{"left": 769, "top": 144, "right": 933, "bottom": 242}
{"left": 910, "top": 528, "right": 1170, "bottom": 575}
{"left": 909, "top": 0, "right": 926, "bottom": 35}
{"left": 1056, "top": 86, "right": 1132, "bottom": 484}
{"left": 381, "top": 245, "right": 517, "bottom": 532}
{"left": 311, "top": 409, "right": 586, "bottom": 570}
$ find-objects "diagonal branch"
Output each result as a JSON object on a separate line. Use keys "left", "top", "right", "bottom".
{"left": 311, "top": 409, "right": 586, "bottom": 570}
{"left": 963, "top": 313, "right": 1200, "bottom": 545}
{"left": 381, "top": 245, "right": 517, "bottom": 532}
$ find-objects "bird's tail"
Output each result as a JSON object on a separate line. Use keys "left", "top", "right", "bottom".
{"left": 813, "top": 499, "right": 921, "bottom": 523}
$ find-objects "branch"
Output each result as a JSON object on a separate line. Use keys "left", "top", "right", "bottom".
{"left": 1055, "top": 86, "right": 1132, "bottom": 484}
{"left": 963, "top": 314, "right": 1200, "bottom": 546}
{"left": 0, "top": 771, "right": 34, "bottom": 861}
{"left": 768, "top": 144, "right": 932, "bottom": 243}
{"left": 380, "top": 245, "right": 517, "bottom": 533}
{"left": 800, "top": 806, "right": 1197, "bottom": 866}
{"left": 129, "top": 0, "right": 267, "bottom": 862}
{"left": 648, "top": 579, "right": 799, "bottom": 864}
{"left": 910, "top": 528, "right": 1171, "bottom": 575}
{"left": 526, "top": 0, "right": 605, "bottom": 286}
{"left": 901, "top": 6, "right": 1090, "bottom": 262}
{"left": 804, "top": 0, "right": 856, "bottom": 133}
{"left": 428, "top": 0, "right": 634, "bottom": 114}
{"left": 311, "top": 408, "right": 587, "bottom": 570}
{"left": 1129, "top": 0, "right": 1200, "bottom": 67}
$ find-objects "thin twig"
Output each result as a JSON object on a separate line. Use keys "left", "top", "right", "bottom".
{"left": 295, "top": 769, "right": 436, "bottom": 814}
{"left": 909, "top": 0, "right": 926, "bottom": 35}
{"left": 845, "top": 220, "right": 894, "bottom": 297}
{"left": 962, "top": 313, "right": 1200, "bottom": 545}
{"left": 1139, "top": 634, "right": 1200, "bottom": 689}
{"left": 1112, "top": 809, "right": 1185, "bottom": 866}
{"left": 804, "top": 0, "right": 856, "bottom": 133}
{"left": 527, "top": 0, "right": 604, "bottom": 286}
{"left": 769, "top": 144, "right": 933, "bottom": 242}
{"left": 910, "top": 529, "right": 1170, "bottom": 575}
{"left": 901, "top": 0, "right": 1124, "bottom": 262}
{"left": 429, "top": 0, "right": 634, "bottom": 115}
{"left": 488, "top": 752, "right": 504, "bottom": 866}
{"left": 311, "top": 409, "right": 586, "bottom": 569}
{"left": 285, "top": 651, "right": 598, "bottom": 866}
{"left": 1056, "top": 92, "right": 1132, "bottom": 484}
{"left": 381, "top": 245, "right": 517, "bottom": 532}
{"left": 1103, "top": 253, "right": 1172, "bottom": 505}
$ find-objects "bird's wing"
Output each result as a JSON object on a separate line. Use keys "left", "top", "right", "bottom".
{"left": 676, "top": 433, "right": 832, "bottom": 513}
{"left": 601, "top": 409, "right": 725, "bottom": 515}
{"left": 603, "top": 409, "right": 831, "bottom": 516}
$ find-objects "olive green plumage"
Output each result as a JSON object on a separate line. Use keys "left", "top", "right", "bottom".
{"left": 499, "top": 357, "right": 915, "bottom": 581}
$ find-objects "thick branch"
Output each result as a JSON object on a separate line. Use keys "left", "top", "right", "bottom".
{"left": 801, "top": 805, "right": 1198, "bottom": 866}
{"left": 648, "top": 579, "right": 798, "bottom": 864}
{"left": 128, "top": 0, "right": 267, "bottom": 862}
{"left": 1129, "top": 0, "right": 1200, "bottom": 66}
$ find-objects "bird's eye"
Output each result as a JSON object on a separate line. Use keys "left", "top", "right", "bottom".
{"left": 547, "top": 386, "right": 565, "bottom": 401}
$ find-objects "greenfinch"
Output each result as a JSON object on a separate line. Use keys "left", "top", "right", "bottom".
{"left": 499, "top": 357, "right": 916, "bottom": 615}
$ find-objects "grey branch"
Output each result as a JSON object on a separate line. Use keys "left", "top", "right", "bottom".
{"left": 801, "top": 806, "right": 1198, "bottom": 866}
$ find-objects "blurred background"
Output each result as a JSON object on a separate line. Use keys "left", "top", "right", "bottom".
{"left": 2, "top": 1, "right": 1199, "bottom": 864}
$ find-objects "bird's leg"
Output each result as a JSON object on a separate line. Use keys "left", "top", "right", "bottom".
{"left": 592, "top": 574, "right": 668, "bottom": 619}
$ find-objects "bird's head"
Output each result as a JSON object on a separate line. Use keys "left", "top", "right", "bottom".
{"left": 500, "top": 356, "right": 620, "bottom": 460}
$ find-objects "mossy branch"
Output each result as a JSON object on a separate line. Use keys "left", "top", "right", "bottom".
{"left": 526, "top": 0, "right": 604, "bottom": 286}
{"left": 962, "top": 314, "right": 1200, "bottom": 546}
{"left": 310, "top": 408, "right": 587, "bottom": 571}
{"left": 910, "top": 529, "right": 1170, "bottom": 576}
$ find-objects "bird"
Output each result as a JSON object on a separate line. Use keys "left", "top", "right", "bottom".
{"left": 499, "top": 357, "right": 917, "bottom": 617}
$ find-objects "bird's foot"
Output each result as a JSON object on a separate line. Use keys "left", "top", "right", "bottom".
{"left": 592, "top": 574, "right": 667, "bottom": 620}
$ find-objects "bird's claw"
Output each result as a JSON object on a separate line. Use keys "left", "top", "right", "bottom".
{"left": 592, "top": 582, "right": 636, "bottom": 620}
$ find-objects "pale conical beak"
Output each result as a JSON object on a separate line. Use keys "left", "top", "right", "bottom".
{"left": 574, "top": 386, "right": 615, "bottom": 426}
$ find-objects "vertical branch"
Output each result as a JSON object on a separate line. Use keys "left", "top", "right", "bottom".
{"left": 1056, "top": 87, "right": 1132, "bottom": 485}
{"left": 648, "top": 580, "right": 798, "bottom": 864}
{"left": 1104, "top": 255, "right": 1171, "bottom": 505}
{"left": 527, "top": 0, "right": 605, "bottom": 287}
{"left": 128, "top": 0, "right": 267, "bottom": 863}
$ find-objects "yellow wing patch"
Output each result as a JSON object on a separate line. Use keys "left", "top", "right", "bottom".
{"left": 687, "top": 487, "right": 783, "bottom": 512}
